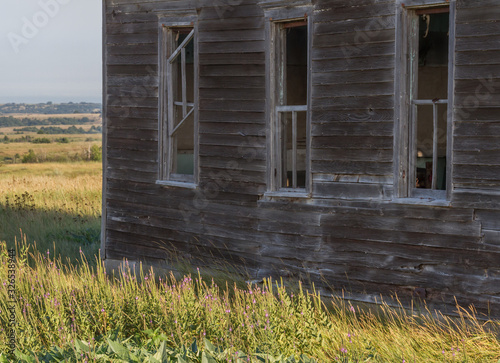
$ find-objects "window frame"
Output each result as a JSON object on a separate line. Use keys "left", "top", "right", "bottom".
{"left": 264, "top": 8, "right": 313, "bottom": 198}
{"left": 394, "top": 0, "right": 456, "bottom": 201}
{"left": 157, "top": 18, "right": 199, "bottom": 188}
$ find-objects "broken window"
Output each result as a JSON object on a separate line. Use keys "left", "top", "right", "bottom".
{"left": 402, "top": 4, "right": 452, "bottom": 198}
{"left": 159, "top": 26, "right": 197, "bottom": 184}
{"left": 273, "top": 20, "right": 309, "bottom": 191}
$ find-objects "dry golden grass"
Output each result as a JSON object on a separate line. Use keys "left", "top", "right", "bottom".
{"left": 4, "top": 113, "right": 101, "bottom": 121}
{"left": 0, "top": 162, "right": 102, "bottom": 261}
{"left": 0, "top": 162, "right": 102, "bottom": 214}
{"left": 0, "top": 124, "right": 101, "bottom": 134}
{"left": 0, "top": 137, "right": 101, "bottom": 161}
{"left": 0, "top": 112, "right": 102, "bottom": 162}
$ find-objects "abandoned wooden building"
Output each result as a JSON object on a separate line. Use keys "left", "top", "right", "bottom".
{"left": 102, "top": 0, "right": 500, "bottom": 316}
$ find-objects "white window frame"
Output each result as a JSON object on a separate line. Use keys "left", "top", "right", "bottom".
{"left": 157, "top": 18, "right": 199, "bottom": 188}
{"left": 263, "top": 6, "right": 312, "bottom": 198}
{"left": 394, "top": 0, "right": 455, "bottom": 201}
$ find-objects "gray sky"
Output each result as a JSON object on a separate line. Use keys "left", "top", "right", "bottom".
{"left": 0, "top": 0, "right": 102, "bottom": 103}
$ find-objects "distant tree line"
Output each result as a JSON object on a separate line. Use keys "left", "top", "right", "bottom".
{"left": 0, "top": 116, "right": 94, "bottom": 127}
{"left": 2, "top": 135, "right": 98, "bottom": 144}
{"left": 0, "top": 102, "right": 101, "bottom": 115}
{"left": 13, "top": 125, "right": 102, "bottom": 134}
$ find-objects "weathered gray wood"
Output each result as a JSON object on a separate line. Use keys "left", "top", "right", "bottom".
{"left": 312, "top": 68, "right": 396, "bottom": 85}
{"left": 199, "top": 76, "right": 265, "bottom": 89}
{"left": 102, "top": 0, "right": 500, "bottom": 318}
{"left": 312, "top": 95, "right": 394, "bottom": 109}
{"left": 312, "top": 160, "right": 393, "bottom": 176}
{"left": 456, "top": 4, "right": 500, "bottom": 23}
{"left": 312, "top": 121, "right": 394, "bottom": 136}
{"left": 454, "top": 149, "right": 500, "bottom": 165}
{"left": 314, "top": 3, "right": 395, "bottom": 23}
{"left": 312, "top": 42, "right": 396, "bottom": 61}
{"left": 311, "top": 148, "right": 393, "bottom": 162}
{"left": 454, "top": 137, "right": 500, "bottom": 151}
{"left": 313, "top": 136, "right": 393, "bottom": 149}
{"left": 315, "top": 29, "right": 395, "bottom": 48}
{"left": 314, "top": 15, "right": 395, "bottom": 36}
{"left": 313, "top": 56, "right": 395, "bottom": 73}
{"left": 200, "top": 99, "right": 265, "bottom": 112}
{"left": 313, "top": 82, "right": 394, "bottom": 98}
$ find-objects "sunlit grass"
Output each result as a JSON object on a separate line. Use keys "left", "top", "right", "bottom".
{"left": 0, "top": 238, "right": 499, "bottom": 362}
{"left": 0, "top": 137, "right": 102, "bottom": 161}
{"left": 0, "top": 162, "right": 102, "bottom": 263}
{"left": 1, "top": 113, "right": 101, "bottom": 121}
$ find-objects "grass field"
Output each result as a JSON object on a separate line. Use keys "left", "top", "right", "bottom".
{"left": 0, "top": 112, "right": 102, "bottom": 163}
{"left": 0, "top": 162, "right": 102, "bottom": 264}
{"left": 3, "top": 113, "right": 101, "bottom": 121}
{"left": 0, "top": 124, "right": 101, "bottom": 135}
{"left": 1, "top": 112, "right": 102, "bottom": 263}
{"left": 0, "top": 137, "right": 101, "bottom": 161}
{"left": 0, "top": 238, "right": 499, "bottom": 361}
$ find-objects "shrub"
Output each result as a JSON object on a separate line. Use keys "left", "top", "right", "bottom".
{"left": 32, "top": 137, "right": 51, "bottom": 144}
{"left": 90, "top": 144, "right": 102, "bottom": 162}
{"left": 21, "top": 149, "right": 37, "bottom": 163}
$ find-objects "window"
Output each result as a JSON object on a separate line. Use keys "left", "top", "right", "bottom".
{"left": 159, "top": 24, "right": 198, "bottom": 186}
{"left": 268, "top": 18, "right": 310, "bottom": 194}
{"left": 396, "top": 1, "right": 454, "bottom": 199}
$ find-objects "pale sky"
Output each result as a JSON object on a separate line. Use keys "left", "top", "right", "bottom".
{"left": 0, "top": 0, "right": 102, "bottom": 103}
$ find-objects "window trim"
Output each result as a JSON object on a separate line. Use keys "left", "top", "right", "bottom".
{"left": 394, "top": 0, "right": 455, "bottom": 201}
{"left": 157, "top": 19, "right": 199, "bottom": 187}
{"left": 264, "top": 10, "right": 313, "bottom": 197}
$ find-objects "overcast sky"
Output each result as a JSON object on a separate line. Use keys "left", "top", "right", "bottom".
{"left": 0, "top": 0, "right": 102, "bottom": 104}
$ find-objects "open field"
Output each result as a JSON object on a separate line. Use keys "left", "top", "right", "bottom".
{"left": 0, "top": 112, "right": 102, "bottom": 163}
{"left": 0, "top": 136, "right": 102, "bottom": 162}
{"left": 0, "top": 162, "right": 102, "bottom": 263}
{"left": 0, "top": 126, "right": 100, "bottom": 134}
{"left": 0, "top": 124, "right": 101, "bottom": 135}
{"left": 2, "top": 113, "right": 101, "bottom": 121}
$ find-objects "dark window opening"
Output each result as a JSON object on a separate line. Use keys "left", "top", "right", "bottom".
{"left": 169, "top": 28, "right": 195, "bottom": 178}
{"left": 412, "top": 11, "right": 449, "bottom": 191}
{"left": 277, "top": 23, "right": 308, "bottom": 190}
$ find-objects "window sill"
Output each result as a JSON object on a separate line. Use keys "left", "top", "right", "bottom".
{"left": 391, "top": 197, "right": 451, "bottom": 207}
{"left": 262, "top": 190, "right": 311, "bottom": 199}
{"left": 156, "top": 180, "right": 197, "bottom": 189}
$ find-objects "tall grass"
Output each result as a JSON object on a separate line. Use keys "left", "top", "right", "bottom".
{"left": 0, "top": 137, "right": 102, "bottom": 162}
{"left": 0, "top": 162, "right": 101, "bottom": 263}
{"left": 0, "top": 238, "right": 499, "bottom": 362}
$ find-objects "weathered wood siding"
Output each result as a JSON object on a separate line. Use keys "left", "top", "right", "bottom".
{"left": 103, "top": 0, "right": 500, "bottom": 316}
{"left": 453, "top": 0, "right": 500, "bottom": 260}
{"left": 311, "top": 0, "right": 396, "bottom": 199}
